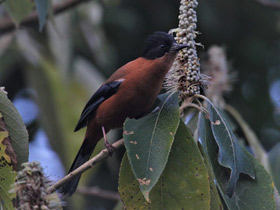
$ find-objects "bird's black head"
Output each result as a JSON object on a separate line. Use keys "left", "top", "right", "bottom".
{"left": 141, "top": 31, "right": 188, "bottom": 60}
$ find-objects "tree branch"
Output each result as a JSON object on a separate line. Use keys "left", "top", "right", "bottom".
{"left": 47, "top": 139, "right": 124, "bottom": 194}
{"left": 77, "top": 186, "right": 120, "bottom": 200}
{"left": 256, "top": 0, "right": 280, "bottom": 9}
{"left": 0, "top": 0, "right": 91, "bottom": 36}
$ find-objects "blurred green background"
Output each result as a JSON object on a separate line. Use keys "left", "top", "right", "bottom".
{"left": 0, "top": 0, "right": 280, "bottom": 209}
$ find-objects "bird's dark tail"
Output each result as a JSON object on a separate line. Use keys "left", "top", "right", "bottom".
{"left": 59, "top": 137, "right": 97, "bottom": 196}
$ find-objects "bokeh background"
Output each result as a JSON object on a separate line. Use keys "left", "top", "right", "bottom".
{"left": 1, "top": 0, "right": 280, "bottom": 209}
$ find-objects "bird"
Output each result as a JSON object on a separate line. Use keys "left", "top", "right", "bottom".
{"left": 60, "top": 31, "right": 188, "bottom": 196}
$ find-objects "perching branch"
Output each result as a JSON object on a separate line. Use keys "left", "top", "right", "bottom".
{"left": 0, "top": 0, "right": 91, "bottom": 36}
{"left": 47, "top": 139, "right": 124, "bottom": 194}
{"left": 256, "top": 0, "right": 280, "bottom": 9}
{"left": 77, "top": 186, "right": 120, "bottom": 200}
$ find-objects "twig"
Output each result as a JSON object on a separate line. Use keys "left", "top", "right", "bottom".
{"left": 182, "top": 103, "right": 208, "bottom": 115}
{"left": 0, "top": 0, "right": 91, "bottom": 36}
{"left": 77, "top": 186, "right": 120, "bottom": 200}
{"left": 47, "top": 139, "right": 124, "bottom": 194}
{"left": 256, "top": 0, "right": 280, "bottom": 9}
{"left": 179, "top": 96, "right": 194, "bottom": 113}
{"left": 194, "top": 94, "right": 209, "bottom": 102}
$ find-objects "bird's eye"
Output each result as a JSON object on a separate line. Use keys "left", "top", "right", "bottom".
{"left": 160, "top": 44, "right": 165, "bottom": 48}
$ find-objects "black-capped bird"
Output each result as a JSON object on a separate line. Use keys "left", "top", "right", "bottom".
{"left": 60, "top": 31, "right": 188, "bottom": 195}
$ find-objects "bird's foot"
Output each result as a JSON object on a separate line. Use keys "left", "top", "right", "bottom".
{"left": 105, "top": 143, "right": 116, "bottom": 156}
{"left": 102, "top": 126, "right": 115, "bottom": 156}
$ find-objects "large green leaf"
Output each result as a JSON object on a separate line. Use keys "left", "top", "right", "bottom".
{"left": 208, "top": 168, "right": 224, "bottom": 210}
{"left": 0, "top": 92, "right": 29, "bottom": 170}
{"left": 206, "top": 101, "right": 255, "bottom": 196}
{"left": 199, "top": 145, "right": 223, "bottom": 210}
{"left": 123, "top": 92, "right": 180, "bottom": 201}
{"left": 3, "top": 0, "right": 34, "bottom": 26}
{"left": 268, "top": 143, "right": 280, "bottom": 194}
{"left": 0, "top": 113, "right": 17, "bottom": 210}
{"left": 119, "top": 121, "right": 211, "bottom": 209}
{"left": 199, "top": 114, "right": 275, "bottom": 210}
{"left": 35, "top": 0, "right": 49, "bottom": 31}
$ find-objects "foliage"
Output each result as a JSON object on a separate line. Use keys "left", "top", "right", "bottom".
{"left": 0, "top": 91, "right": 29, "bottom": 170}
{"left": 3, "top": 0, "right": 33, "bottom": 26}
{"left": 119, "top": 121, "right": 211, "bottom": 210}
{"left": 119, "top": 91, "right": 276, "bottom": 209}
{"left": 199, "top": 112, "right": 275, "bottom": 210}
{"left": 205, "top": 99, "right": 255, "bottom": 196}
{"left": 1, "top": 0, "right": 280, "bottom": 209}
{"left": 3, "top": 0, "right": 48, "bottom": 30}
{"left": 34, "top": 0, "right": 49, "bottom": 31}
{"left": 123, "top": 92, "right": 180, "bottom": 201}
{"left": 0, "top": 112, "right": 16, "bottom": 210}
{"left": 268, "top": 144, "right": 280, "bottom": 193}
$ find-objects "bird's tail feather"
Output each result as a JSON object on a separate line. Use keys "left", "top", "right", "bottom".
{"left": 59, "top": 137, "right": 97, "bottom": 196}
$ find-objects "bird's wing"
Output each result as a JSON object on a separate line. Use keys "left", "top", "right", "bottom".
{"left": 74, "top": 80, "right": 122, "bottom": 132}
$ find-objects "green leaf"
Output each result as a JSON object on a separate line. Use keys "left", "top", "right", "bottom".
{"left": 199, "top": 114, "right": 275, "bottom": 210}
{"left": 0, "top": 92, "right": 29, "bottom": 170}
{"left": 268, "top": 143, "right": 280, "bottom": 193}
{"left": 199, "top": 143, "right": 223, "bottom": 210}
{"left": 0, "top": 113, "right": 17, "bottom": 210}
{"left": 123, "top": 92, "right": 180, "bottom": 201}
{"left": 208, "top": 169, "right": 224, "bottom": 210}
{"left": 206, "top": 101, "right": 255, "bottom": 196}
{"left": 184, "top": 108, "right": 199, "bottom": 134}
{"left": 3, "top": 0, "right": 34, "bottom": 26}
{"left": 35, "top": 0, "right": 49, "bottom": 31}
{"left": 119, "top": 121, "right": 211, "bottom": 209}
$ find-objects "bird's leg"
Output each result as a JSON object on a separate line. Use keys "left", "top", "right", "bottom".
{"left": 102, "top": 126, "right": 116, "bottom": 156}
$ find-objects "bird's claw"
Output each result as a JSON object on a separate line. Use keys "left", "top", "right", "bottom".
{"left": 105, "top": 143, "right": 116, "bottom": 156}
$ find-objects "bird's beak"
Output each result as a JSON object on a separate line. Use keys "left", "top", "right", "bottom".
{"left": 171, "top": 43, "right": 188, "bottom": 52}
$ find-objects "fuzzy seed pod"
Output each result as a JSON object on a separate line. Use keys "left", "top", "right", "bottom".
{"left": 165, "top": 0, "right": 208, "bottom": 99}
{"left": 11, "top": 162, "right": 62, "bottom": 210}
{"left": 201, "top": 45, "right": 236, "bottom": 107}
